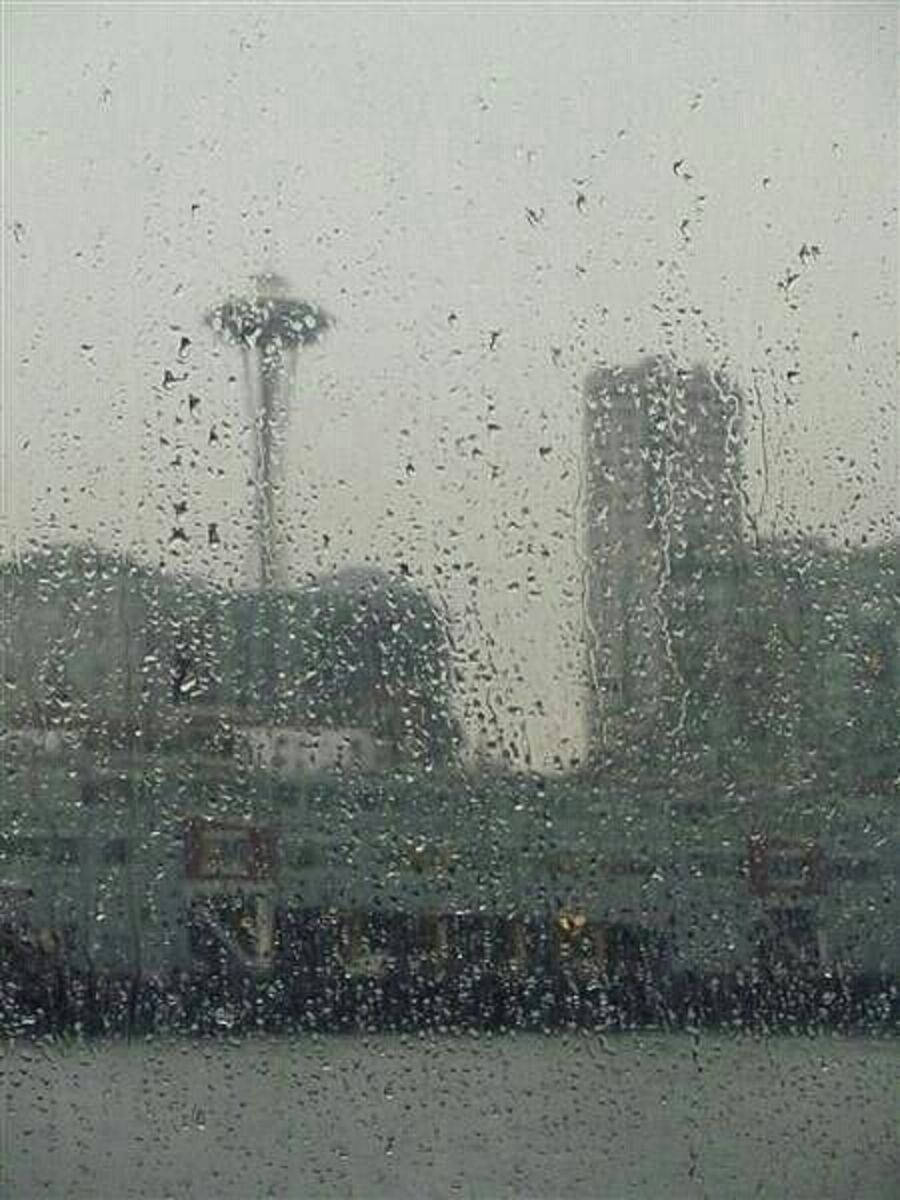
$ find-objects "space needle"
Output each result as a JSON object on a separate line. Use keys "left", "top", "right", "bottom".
{"left": 206, "top": 273, "right": 331, "bottom": 590}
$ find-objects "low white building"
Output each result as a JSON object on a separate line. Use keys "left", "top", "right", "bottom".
{"left": 0, "top": 726, "right": 80, "bottom": 757}
{"left": 239, "top": 725, "right": 387, "bottom": 777}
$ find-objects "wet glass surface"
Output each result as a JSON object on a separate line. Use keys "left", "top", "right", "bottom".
{"left": 3, "top": 4, "right": 897, "bottom": 1197}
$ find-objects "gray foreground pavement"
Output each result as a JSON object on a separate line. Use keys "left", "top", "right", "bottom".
{"left": 2, "top": 1031, "right": 897, "bottom": 1199}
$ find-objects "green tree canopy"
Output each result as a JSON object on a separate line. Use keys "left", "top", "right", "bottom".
{"left": 1, "top": 545, "right": 460, "bottom": 768}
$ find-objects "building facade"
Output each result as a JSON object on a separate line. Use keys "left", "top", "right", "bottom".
{"left": 583, "top": 358, "right": 743, "bottom": 757}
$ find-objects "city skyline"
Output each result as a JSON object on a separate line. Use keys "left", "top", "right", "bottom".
{"left": 5, "top": 5, "right": 895, "bottom": 768}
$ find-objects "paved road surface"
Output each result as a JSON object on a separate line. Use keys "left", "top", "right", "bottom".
{"left": 2, "top": 1032, "right": 897, "bottom": 1198}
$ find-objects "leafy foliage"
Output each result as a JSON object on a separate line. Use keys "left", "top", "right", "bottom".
{"left": 0, "top": 546, "right": 459, "bottom": 768}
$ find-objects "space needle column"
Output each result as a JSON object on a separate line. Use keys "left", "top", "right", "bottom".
{"left": 206, "top": 273, "right": 331, "bottom": 590}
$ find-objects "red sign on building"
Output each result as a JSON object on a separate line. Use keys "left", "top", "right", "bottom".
{"left": 747, "top": 833, "right": 825, "bottom": 899}
{"left": 185, "top": 819, "right": 277, "bottom": 883}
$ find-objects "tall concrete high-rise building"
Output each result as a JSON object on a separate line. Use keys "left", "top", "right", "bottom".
{"left": 582, "top": 357, "right": 743, "bottom": 756}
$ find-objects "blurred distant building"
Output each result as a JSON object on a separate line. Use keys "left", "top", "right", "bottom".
{"left": 582, "top": 358, "right": 744, "bottom": 755}
{"left": 240, "top": 725, "right": 389, "bottom": 777}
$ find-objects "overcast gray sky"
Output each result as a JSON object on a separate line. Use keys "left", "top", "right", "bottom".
{"left": 4, "top": 3, "right": 897, "bottom": 767}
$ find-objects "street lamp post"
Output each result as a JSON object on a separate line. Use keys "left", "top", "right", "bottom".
{"left": 206, "top": 273, "right": 331, "bottom": 590}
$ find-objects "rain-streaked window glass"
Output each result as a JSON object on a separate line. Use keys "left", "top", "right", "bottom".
{"left": 3, "top": 5, "right": 897, "bottom": 1198}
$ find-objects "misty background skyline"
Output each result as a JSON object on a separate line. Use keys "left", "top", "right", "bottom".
{"left": 5, "top": 4, "right": 896, "bottom": 768}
